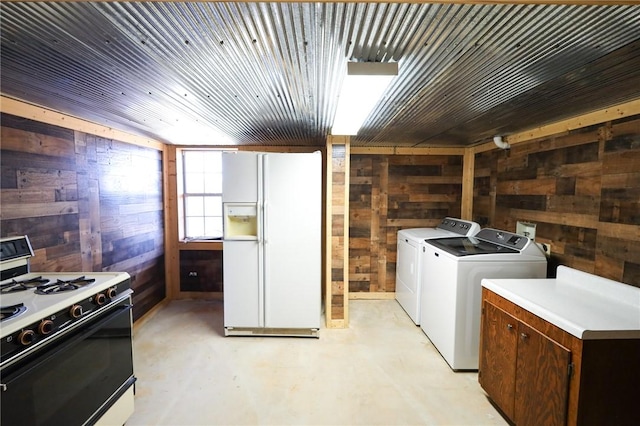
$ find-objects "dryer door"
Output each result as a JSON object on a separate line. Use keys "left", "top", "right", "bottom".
{"left": 395, "top": 236, "right": 420, "bottom": 324}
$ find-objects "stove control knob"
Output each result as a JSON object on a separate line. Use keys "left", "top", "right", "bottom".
{"left": 95, "top": 293, "right": 107, "bottom": 306}
{"left": 38, "top": 319, "right": 55, "bottom": 335}
{"left": 18, "top": 329, "right": 35, "bottom": 346}
{"left": 107, "top": 287, "right": 118, "bottom": 299}
{"left": 69, "top": 304, "right": 83, "bottom": 319}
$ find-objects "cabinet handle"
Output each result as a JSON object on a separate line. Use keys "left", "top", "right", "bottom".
{"left": 507, "top": 323, "right": 514, "bottom": 330}
{"left": 520, "top": 333, "right": 529, "bottom": 340}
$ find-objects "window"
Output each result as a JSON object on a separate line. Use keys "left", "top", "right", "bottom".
{"left": 181, "top": 150, "right": 223, "bottom": 239}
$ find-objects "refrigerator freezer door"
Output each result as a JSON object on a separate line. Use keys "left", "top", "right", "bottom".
{"left": 222, "top": 151, "right": 259, "bottom": 203}
{"left": 262, "top": 152, "right": 321, "bottom": 329}
{"left": 223, "top": 240, "right": 263, "bottom": 327}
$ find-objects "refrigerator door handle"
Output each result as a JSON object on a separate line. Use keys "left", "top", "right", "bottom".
{"left": 257, "top": 154, "right": 264, "bottom": 244}
{"left": 259, "top": 154, "right": 267, "bottom": 327}
{"left": 262, "top": 155, "right": 269, "bottom": 245}
{"left": 262, "top": 201, "right": 268, "bottom": 244}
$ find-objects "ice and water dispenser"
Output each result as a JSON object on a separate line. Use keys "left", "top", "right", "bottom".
{"left": 223, "top": 203, "right": 258, "bottom": 239}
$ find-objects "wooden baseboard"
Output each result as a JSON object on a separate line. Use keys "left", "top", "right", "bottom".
{"left": 326, "top": 319, "right": 346, "bottom": 329}
{"left": 349, "top": 292, "right": 395, "bottom": 300}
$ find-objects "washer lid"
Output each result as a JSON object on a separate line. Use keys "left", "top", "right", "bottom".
{"left": 398, "top": 227, "right": 458, "bottom": 243}
{"left": 425, "top": 236, "right": 519, "bottom": 257}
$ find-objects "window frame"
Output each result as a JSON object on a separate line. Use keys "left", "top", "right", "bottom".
{"left": 178, "top": 149, "right": 224, "bottom": 240}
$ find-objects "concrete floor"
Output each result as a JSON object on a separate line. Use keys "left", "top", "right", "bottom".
{"left": 127, "top": 299, "right": 507, "bottom": 426}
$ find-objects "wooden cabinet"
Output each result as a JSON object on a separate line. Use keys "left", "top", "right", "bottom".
{"left": 479, "top": 301, "right": 518, "bottom": 419}
{"left": 479, "top": 288, "right": 640, "bottom": 426}
{"left": 480, "top": 301, "right": 570, "bottom": 426}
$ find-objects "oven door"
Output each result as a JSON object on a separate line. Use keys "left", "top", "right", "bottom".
{"left": 1, "top": 297, "right": 135, "bottom": 426}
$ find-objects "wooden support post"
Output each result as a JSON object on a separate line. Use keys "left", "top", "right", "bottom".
{"left": 163, "top": 145, "right": 180, "bottom": 300}
{"left": 461, "top": 148, "right": 475, "bottom": 220}
{"left": 326, "top": 135, "right": 350, "bottom": 328}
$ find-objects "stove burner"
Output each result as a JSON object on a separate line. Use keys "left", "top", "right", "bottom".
{"left": 0, "top": 276, "right": 50, "bottom": 294}
{"left": 0, "top": 303, "right": 27, "bottom": 321}
{"left": 35, "top": 276, "right": 97, "bottom": 295}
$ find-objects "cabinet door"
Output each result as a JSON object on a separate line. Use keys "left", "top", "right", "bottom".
{"left": 479, "top": 301, "right": 518, "bottom": 420}
{"left": 514, "top": 323, "right": 571, "bottom": 426}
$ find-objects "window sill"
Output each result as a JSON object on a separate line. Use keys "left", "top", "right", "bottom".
{"left": 179, "top": 240, "right": 223, "bottom": 251}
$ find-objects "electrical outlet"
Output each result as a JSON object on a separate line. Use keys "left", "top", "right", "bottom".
{"left": 540, "top": 243, "right": 551, "bottom": 257}
{"left": 516, "top": 221, "right": 537, "bottom": 240}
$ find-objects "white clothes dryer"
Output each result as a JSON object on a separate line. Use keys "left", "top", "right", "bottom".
{"left": 395, "top": 218, "right": 480, "bottom": 325}
{"left": 419, "top": 228, "right": 547, "bottom": 371}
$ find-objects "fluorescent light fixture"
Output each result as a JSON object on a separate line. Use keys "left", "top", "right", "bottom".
{"left": 331, "top": 62, "right": 398, "bottom": 136}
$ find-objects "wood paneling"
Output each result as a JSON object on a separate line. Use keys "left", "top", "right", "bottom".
{"left": 0, "top": 113, "right": 166, "bottom": 320}
{"left": 327, "top": 139, "right": 349, "bottom": 326}
{"left": 349, "top": 154, "right": 464, "bottom": 295}
{"left": 179, "top": 250, "right": 223, "bottom": 292}
{"left": 0, "top": 95, "right": 164, "bottom": 150}
{"left": 474, "top": 115, "right": 640, "bottom": 287}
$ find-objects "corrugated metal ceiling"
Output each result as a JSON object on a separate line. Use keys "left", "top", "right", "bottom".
{"left": 1, "top": 2, "right": 639, "bottom": 147}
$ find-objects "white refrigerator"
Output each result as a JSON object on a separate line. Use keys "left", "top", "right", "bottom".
{"left": 222, "top": 151, "right": 321, "bottom": 337}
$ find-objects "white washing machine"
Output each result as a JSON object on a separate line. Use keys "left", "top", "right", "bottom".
{"left": 395, "top": 217, "right": 480, "bottom": 325}
{"left": 419, "top": 228, "right": 547, "bottom": 371}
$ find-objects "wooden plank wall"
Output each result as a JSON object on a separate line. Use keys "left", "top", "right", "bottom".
{"left": 349, "top": 154, "right": 464, "bottom": 295}
{"left": 473, "top": 115, "right": 640, "bottom": 288}
{"left": 0, "top": 113, "right": 166, "bottom": 320}
{"left": 328, "top": 141, "right": 348, "bottom": 325}
{"left": 179, "top": 250, "right": 223, "bottom": 292}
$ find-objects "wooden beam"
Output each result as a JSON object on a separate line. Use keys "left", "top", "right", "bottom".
{"left": 396, "top": 146, "right": 466, "bottom": 156}
{"left": 163, "top": 145, "right": 180, "bottom": 300}
{"left": 350, "top": 147, "right": 395, "bottom": 155}
{"left": 343, "top": 139, "right": 351, "bottom": 325}
{"left": 461, "top": 148, "right": 475, "bottom": 220}
{"left": 473, "top": 98, "right": 640, "bottom": 153}
{"left": 324, "top": 138, "right": 334, "bottom": 328}
{"left": 178, "top": 241, "right": 224, "bottom": 251}
{"left": 350, "top": 292, "right": 395, "bottom": 300}
{"left": 326, "top": 135, "right": 350, "bottom": 329}
{"left": 507, "top": 98, "right": 640, "bottom": 144}
{"left": 351, "top": 146, "right": 466, "bottom": 156}
{"left": 0, "top": 96, "right": 166, "bottom": 151}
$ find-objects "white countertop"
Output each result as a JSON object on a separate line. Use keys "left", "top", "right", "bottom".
{"left": 482, "top": 266, "right": 640, "bottom": 340}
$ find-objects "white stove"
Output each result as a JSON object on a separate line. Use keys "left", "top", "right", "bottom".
{"left": 1, "top": 271, "right": 131, "bottom": 338}
{"left": 0, "top": 236, "right": 136, "bottom": 426}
